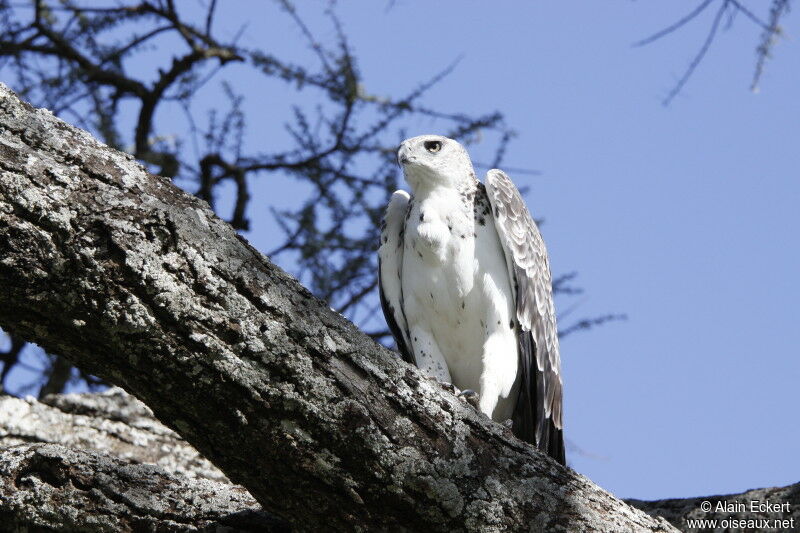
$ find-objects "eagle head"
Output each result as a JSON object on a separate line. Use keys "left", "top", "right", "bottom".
{"left": 397, "top": 135, "right": 476, "bottom": 192}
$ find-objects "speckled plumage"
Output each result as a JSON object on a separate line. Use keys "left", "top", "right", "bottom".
{"left": 378, "top": 135, "right": 565, "bottom": 464}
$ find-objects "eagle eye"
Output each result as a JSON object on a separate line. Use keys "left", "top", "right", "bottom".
{"left": 424, "top": 140, "right": 442, "bottom": 153}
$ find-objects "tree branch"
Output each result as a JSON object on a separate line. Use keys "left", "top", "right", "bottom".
{"left": 627, "top": 483, "right": 800, "bottom": 531}
{"left": 0, "top": 83, "right": 676, "bottom": 531}
{"left": 4, "top": 389, "right": 796, "bottom": 531}
{"left": 0, "top": 443, "right": 285, "bottom": 532}
{"left": 0, "top": 387, "right": 229, "bottom": 482}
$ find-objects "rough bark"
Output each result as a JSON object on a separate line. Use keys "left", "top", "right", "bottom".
{"left": 627, "top": 484, "right": 800, "bottom": 532}
{"left": 0, "top": 82, "right": 677, "bottom": 531}
{"left": 0, "top": 387, "right": 280, "bottom": 531}
{"left": 0, "top": 444, "right": 285, "bottom": 532}
{"left": 2, "top": 391, "right": 796, "bottom": 532}
{"left": 0, "top": 387, "right": 227, "bottom": 482}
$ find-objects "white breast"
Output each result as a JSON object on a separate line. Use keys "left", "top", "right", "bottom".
{"left": 402, "top": 186, "right": 519, "bottom": 421}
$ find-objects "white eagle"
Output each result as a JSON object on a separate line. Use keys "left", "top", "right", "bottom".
{"left": 379, "top": 135, "right": 564, "bottom": 464}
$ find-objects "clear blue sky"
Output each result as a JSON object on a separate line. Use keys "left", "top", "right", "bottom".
{"left": 4, "top": 1, "right": 799, "bottom": 502}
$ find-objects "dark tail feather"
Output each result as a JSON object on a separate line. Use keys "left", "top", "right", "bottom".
{"left": 512, "top": 332, "right": 566, "bottom": 465}
{"left": 548, "top": 424, "right": 566, "bottom": 465}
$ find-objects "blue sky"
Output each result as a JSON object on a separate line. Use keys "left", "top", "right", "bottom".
{"left": 3, "top": 1, "right": 798, "bottom": 502}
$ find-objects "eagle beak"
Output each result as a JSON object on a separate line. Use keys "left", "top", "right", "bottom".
{"left": 397, "top": 143, "right": 412, "bottom": 167}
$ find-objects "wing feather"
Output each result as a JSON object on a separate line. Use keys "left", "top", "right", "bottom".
{"left": 378, "top": 190, "right": 415, "bottom": 365}
{"left": 485, "top": 169, "right": 565, "bottom": 464}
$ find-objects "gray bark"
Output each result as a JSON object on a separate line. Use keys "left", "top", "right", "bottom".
{"left": 627, "top": 484, "right": 799, "bottom": 532}
{"left": 0, "top": 444, "right": 284, "bottom": 532}
{"left": 2, "top": 390, "right": 796, "bottom": 532}
{"left": 0, "top": 387, "right": 228, "bottom": 482}
{"left": 0, "top": 388, "right": 286, "bottom": 532}
{"left": 0, "top": 81, "right": 679, "bottom": 531}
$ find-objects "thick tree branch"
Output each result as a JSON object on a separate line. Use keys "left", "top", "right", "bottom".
{"left": 3, "top": 390, "right": 797, "bottom": 531}
{"left": 628, "top": 484, "right": 799, "bottom": 531}
{"left": 0, "top": 388, "right": 289, "bottom": 530}
{"left": 0, "top": 387, "right": 227, "bottom": 482}
{"left": 0, "top": 83, "right": 675, "bottom": 531}
{"left": 0, "top": 444, "right": 284, "bottom": 532}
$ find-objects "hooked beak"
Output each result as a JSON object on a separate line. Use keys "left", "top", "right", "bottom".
{"left": 397, "top": 143, "right": 412, "bottom": 167}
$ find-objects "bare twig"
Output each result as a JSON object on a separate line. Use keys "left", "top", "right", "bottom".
{"left": 633, "top": 0, "right": 716, "bottom": 48}
{"left": 661, "top": 1, "right": 729, "bottom": 106}
{"left": 636, "top": 0, "right": 792, "bottom": 104}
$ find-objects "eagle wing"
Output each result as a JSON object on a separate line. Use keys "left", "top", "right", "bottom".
{"left": 485, "top": 169, "right": 565, "bottom": 464}
{"left": 378, "top": 190, "right": 415, "bottom": 365}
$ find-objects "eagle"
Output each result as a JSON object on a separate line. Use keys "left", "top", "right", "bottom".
{"left": 378, "top": 135, "right": 565, "bottom": 465}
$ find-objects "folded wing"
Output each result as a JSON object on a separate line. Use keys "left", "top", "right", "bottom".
{"left": 485, "top": 169, "right": 565, "bottom": 465}
{"left": 378, "top": 190, "right": 414, "bottom": 365}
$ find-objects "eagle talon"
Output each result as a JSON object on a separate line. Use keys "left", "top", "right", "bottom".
{"left": 457, "top": 389, "right": 480, "bottom": 408}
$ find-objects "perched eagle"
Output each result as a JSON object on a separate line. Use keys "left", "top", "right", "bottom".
{"left": 378, "top": 135, "right": 565, "bottom": 465}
